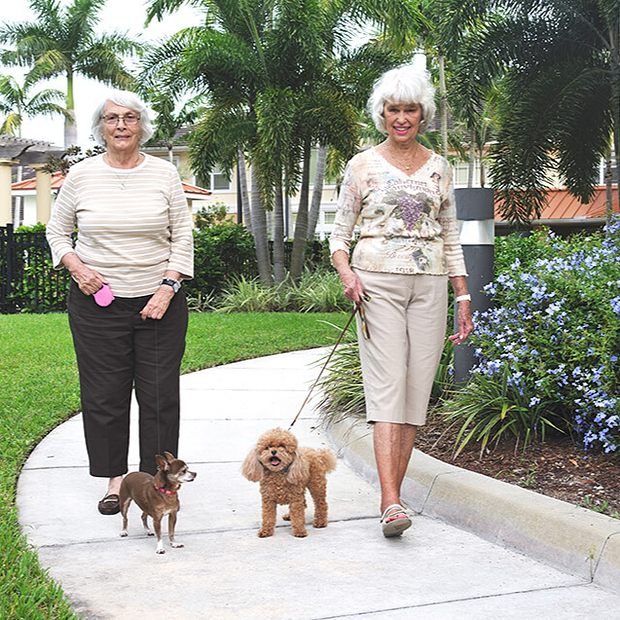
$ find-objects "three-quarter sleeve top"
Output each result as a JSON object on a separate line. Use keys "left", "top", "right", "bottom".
{"left": 46, "top": 153, "right": 194, "bottom": 298}
{"left": 329, "top": 147, "right": 467, "bottom": 277}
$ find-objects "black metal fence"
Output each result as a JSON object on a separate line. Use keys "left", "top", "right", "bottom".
{"left": 0, "top": 224, "right": 71, "bottom": 313}
{"left": 0, "top": 225, "right": 329, "bottom": 314}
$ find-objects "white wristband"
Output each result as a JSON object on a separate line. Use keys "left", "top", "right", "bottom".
{"left": 455, "top": 294, "right": 471, "bottom": 303}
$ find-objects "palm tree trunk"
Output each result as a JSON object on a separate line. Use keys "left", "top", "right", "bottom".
{"left": 289, "top": 141, "right": 311, "bottom": 280}
{"left": 467, "top": 128, "right": 475, "bottom": 188}
{"left": 307, "top": 144, "right": 326, "bottom": 240}
{"left": 64, "top": 70, "right": 77, "bottom": 147}
{"left": 273, "top": 178, "right": 286, "bottom": 283}
{"left": 438, "top": 55, "right": 449, "bottom": 159}
{"left": 250, "top": 166, "right": 272, "bottom": 285}
{"left": 605, "top": 158, "right": 614, "bottom": 222}
{"left": 609, "top": 22, "right": 620, "bottom": 220}
{"left": 237, "top": 149, "right": 252, "bottom": 232}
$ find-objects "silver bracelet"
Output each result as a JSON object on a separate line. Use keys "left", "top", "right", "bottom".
{"left": 455, "top": 294, "right": 472, "bottom": 303}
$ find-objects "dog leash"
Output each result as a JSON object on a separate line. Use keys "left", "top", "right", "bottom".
{"left": 288, "top": 296, "right": 369, "bottom": 431}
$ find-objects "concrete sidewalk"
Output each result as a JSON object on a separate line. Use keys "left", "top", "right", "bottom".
{"left": 17, "top": 348, "right": 620, "bottom": 619}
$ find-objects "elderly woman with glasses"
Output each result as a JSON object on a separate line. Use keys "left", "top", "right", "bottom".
{"left": 46, "top": 90, "right": 194, "bottom": 516}
{"left": 330, "top": 65, "right": 473, "bottom": 537}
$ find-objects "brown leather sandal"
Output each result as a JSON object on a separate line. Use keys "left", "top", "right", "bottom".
{"left": 97, "top": 493, "right": 120, "bottom": 515}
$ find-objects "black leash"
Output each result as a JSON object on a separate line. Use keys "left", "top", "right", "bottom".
{"left": 288, "top": 301, "right": 365, "bottom": 431}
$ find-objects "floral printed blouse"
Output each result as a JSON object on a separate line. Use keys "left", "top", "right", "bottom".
{"left": 329, "top": 147, "right": 468, "bottom": 277}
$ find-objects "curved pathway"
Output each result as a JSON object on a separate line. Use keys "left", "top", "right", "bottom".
{"left": 17, "top": 349, "right": 620, "bottom": 619}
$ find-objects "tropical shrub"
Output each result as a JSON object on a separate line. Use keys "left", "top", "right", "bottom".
{"left": 215, "top": 269, "right": 350, "bottom": 313}
{"left": 186, "top": 222, "right": 257, "bottom": 298}
{"left": 442, "top": 218, "right": 620, "bottom": 455}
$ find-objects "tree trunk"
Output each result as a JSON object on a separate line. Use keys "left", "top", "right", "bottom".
{"left": 467, "top": 128, "right": 475, "bottom": 188}
{"left": 237, "top": 148, "right": 252, "bottom": 232}
{"left": 272, "top": 178, "right": 286, "bottom": 283}
{"left": 609, "top": 22, "right": 620, "bottom": 221}
{"left": 289, "top": 141, "right": 311, "bottom": 280}
{"left": 605, "top": 158, "right": 614, "bottom": 223}
{"left": 250, "top": 166, "right": 272, "bottom": 285}
{"left": 64, "top": 71, "right": 77, "bottom": 147}
{"left": 307, "top": 144, "right": 326, "bottom": 240}
{"left": 438, "top": 55, "right": 449, "bottom": 159}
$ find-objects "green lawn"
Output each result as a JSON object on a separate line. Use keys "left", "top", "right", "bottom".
{"left": 0, "top": 311, "right": 346, "bottom": 619}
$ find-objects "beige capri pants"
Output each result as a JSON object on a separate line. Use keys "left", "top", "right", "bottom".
{"left": 355, "top": 269, "right": 448, "bottom": 426}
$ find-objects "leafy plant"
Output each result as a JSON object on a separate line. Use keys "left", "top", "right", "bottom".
{"left": 215, "top": 275, "right": 287, "bottom": 313}
{"left": 439, "top": 368, "right": 566, "bottom": 457}
{"left": 442, "top": 217, "right": 620, "bottom": 455}
{"left": 288, "top": 269, "right": 350, "bottom": 313}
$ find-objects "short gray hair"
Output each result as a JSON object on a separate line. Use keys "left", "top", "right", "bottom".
{"left": 368, "top": 65, "right": 436, "bottom": 134}
{"left": 91, "top": 89, "right": 155, "bottom": 145}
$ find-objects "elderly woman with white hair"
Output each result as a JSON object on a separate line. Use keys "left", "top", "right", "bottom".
{"left": 330, "top": 65, "right": 473, "bottom": 537}
{"left": 46, "top": 90, "right": 194, "bottom": 516}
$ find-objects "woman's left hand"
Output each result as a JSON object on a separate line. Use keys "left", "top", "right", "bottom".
{"left": 448, "top": 302, "right": 474, "bottom": 345}
{"left": 140, "top": 286, "right": 175, "bottom": 320}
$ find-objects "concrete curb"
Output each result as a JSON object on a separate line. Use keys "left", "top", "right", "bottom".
{"left": 327, "top": 415, "right": 620, "bottom": 594}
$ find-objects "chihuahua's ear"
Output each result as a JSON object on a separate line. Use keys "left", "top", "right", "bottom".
{"left": 286, "top": 449, "right": 309, "bottom": 485}
{"left": 241, "top": 448, "right": 263, "bottom": 482}
{"left": 155, "top": 454, "right": 170, "bottom": 471}
{"left": 163, "top": 451, "right": 176, "bottom": 462}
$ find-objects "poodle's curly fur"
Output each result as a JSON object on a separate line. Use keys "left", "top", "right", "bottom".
{"left": 241, "top": 428, "right": 337, "bottom": 538}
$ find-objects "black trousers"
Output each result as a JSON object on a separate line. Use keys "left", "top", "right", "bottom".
{"left": 67, "top": 280, "right": 188, "bottom": 477}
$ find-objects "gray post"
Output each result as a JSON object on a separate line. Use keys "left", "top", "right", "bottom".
{"left": 454, "top": 188, "right": 495, "bottom": 383}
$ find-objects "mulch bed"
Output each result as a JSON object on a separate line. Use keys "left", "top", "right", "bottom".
{"left": 416, "top": 414, "right": 620, "bottom": 519}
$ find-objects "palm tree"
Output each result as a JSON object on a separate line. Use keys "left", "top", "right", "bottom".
{"left": 438, "top": 0, "right": 619, "bottom": 222}
{"left": 0, "top": 74, "right": 68, "bottom": 136}
{"left": 141, "top": 0, "right": 424, "bottom": 282}
{"left": 0, "top": 0, "right": 142, "bottom": 146}
{"left": 146, "top": 90, "right": 204, "bottom": 163}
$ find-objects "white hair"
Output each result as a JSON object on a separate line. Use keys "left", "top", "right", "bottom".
{"left": 91, "top": 89, "right": 155, "bottom": 145}
{"left": 368, "top": 65, "right": 436, "bottom": 134}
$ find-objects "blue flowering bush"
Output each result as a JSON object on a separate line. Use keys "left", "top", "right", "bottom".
{"left": 441, "top": 217, "right": 620, "bottom": 455}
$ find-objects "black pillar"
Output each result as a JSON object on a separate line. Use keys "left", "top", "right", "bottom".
{"left": 454, "top": 188, "right": 495, "bottom": 383}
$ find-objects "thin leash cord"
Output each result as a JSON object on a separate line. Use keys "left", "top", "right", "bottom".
{"left": 154, "top": 319, "right": 161, "bottom": 454}
{"left": 288, "top": 304, "right": 360, "bottom": 431}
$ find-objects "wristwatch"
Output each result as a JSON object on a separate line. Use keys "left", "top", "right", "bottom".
{"left": 160, "top": 278, "right": 181, "bottom": 293}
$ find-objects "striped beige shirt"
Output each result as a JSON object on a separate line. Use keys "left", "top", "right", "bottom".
{"left": 329, "top": 148, "right": 467, "bottom": 277}
{"left": 47, "top": 154, "right": 194, "bottom": 298}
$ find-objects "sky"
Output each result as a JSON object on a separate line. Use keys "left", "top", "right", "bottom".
{"left": 2, "top": 0, "right": 203, "bottom": 147}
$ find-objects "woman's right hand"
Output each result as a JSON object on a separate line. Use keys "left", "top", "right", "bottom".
{"left": 62, "top": 252, "right": 106, "bottom": 295}
{"left": 339, "top": 269, "right": 365, "bottom": 304}
{"left": 73, "top": 266, "right": 106, "bottom": 296}
{"left": 332, "top": 250, "right": 365, "bottom": 304}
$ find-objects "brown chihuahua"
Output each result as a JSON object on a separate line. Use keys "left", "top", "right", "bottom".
{"left": 119, "top": 452, "right": 196, "bottom": 554}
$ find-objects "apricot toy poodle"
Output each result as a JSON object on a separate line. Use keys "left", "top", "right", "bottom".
{"left": 241, "top": 427, "right": 337, "bottom": 538}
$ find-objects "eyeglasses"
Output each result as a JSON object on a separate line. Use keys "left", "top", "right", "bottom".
{"left": 101, "top": 113, "right": 141, "bottom": 126}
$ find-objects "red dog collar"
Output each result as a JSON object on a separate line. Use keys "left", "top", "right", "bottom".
{"left": 155, "top": 486, "right": 176, "bottom": 495}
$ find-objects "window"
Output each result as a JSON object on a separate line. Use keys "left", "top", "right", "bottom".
{"left": 210, "top": 165, "right": 232, "bottom": 191}
{"left": 453, "top": 162, "right": 470, "bottom": 187}
{"left": 597, "top": 153, "right": 617, "bottom": 185}
{"left": 323, "top": 212, "right": 336, "bottom": 225}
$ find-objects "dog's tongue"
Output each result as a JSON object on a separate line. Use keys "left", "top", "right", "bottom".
{"left": 270, "top": 457, "right": 280, "bottom": 466}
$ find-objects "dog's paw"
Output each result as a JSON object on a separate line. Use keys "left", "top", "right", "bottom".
{"left": 293, "top": 529, "right": 308, "bottom": 538}
{"left": 282, "top": 512, "right": 290, "bottom": 521}
{"left": 258, "top": 528, "right": 274, "bottom": 538}
{"left": 119, "top": 530, "right": 128, "bottom": 537}
{"left": 313, "top": 520, "right": 328, "bottom": 528}
{"left": 170, "top": 542, "right": 184, "bottom": 548}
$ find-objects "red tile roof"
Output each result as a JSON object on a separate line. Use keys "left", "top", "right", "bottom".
{"left": 495, "top": 186, "right": 618, "bottom": 220}
{"left": 11, "top": 170, "right": 211, "bottom": 196}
